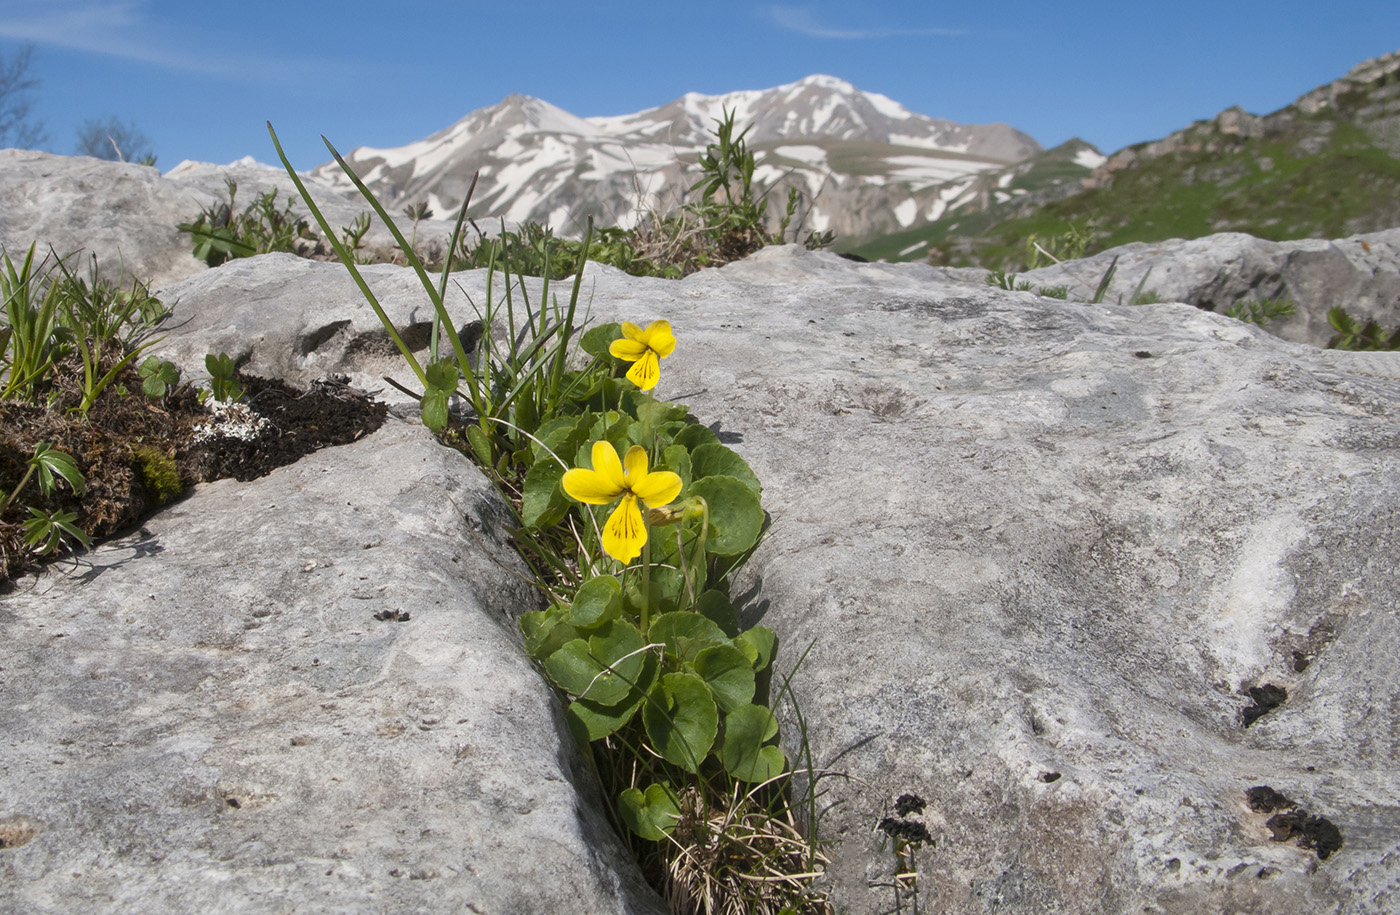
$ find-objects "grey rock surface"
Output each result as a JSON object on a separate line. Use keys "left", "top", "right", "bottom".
{"left": 623, "top": 246, "right": 1400, "bottom": 914}
{"left": 1018, "top": 228, "right": 1400, "bottom": 348}
{"left": 0, "top": 419, "right": 665, "bottom": 914}
{"left": 5, "top": 207, "right": 1400, "bottom": 912}
{"left": 0, "top": 151, "right": 460, "bottom": 290}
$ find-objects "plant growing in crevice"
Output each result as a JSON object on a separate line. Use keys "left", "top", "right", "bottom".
{"left": 1224, "top": 296, "right": 1296, "bottom": 327}
{"left": 0, "top": 441, "right": 90, "bottom": 558}
{"left": 271, "top": 121, "right": 831, "bottom": 912}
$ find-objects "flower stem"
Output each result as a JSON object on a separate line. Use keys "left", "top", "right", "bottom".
{"left": 640, "top": 532, "right": 652, "bottom": 638}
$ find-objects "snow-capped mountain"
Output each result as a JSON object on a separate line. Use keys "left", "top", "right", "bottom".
{"left": 310, "top": 75, "right": 1044, "bottom": 240}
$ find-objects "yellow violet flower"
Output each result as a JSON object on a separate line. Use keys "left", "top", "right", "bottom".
{"left": 609, "top": 320, "right": 676, "bottom": 391}
{"left": 563, "top": 441, "right": 683, "bottom": 563}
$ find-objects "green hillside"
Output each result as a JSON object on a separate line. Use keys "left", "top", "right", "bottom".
{"left": 845, "top": 52, "right": 1400, "bottom": 269}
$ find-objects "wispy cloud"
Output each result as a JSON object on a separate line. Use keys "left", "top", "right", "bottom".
{"left": 0, "top": 1, "right": 326, "bottom": 82}
{"left": 767, "top": 5, "right": 966, "bottom": 40}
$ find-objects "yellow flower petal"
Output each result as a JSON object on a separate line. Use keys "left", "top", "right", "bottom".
{"left": 626, "top": 351, "right": 661, "bottom": 390}
{"left": 562, "top": 467, "right": 622, "bottom": 504}
{"left": 623, "top": 445, "right": 649, "bottom": 481}
{"left": 620, "top": 321, "right": 644, "bottom": 340}
{"left": 590, "top": 440, "right": 626, "bottom": 489}
{"left": 633, "top": 469, "right": 682, "bottom": 508}
{"left": 639, "top": 320, "right": 676, "bottom": 357}
{"left": 602, "top": 494, "right": 646, "bottom": 563}
{"left": 609, "top": 338, "right": 648, "bottom": 362}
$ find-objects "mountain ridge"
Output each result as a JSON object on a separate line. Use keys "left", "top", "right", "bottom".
{"left": 309, "top": 75, "right": 1050, "bottom": 240}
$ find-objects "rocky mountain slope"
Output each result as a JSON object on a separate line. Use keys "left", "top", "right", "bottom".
{"left": 308, "top": 75, "right": 1048, "bottom": 241}
{"left": 866, "top": 48, "right": 1400, "bottom": 266}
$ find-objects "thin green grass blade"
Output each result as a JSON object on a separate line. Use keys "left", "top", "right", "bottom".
{"left": 266, "top": 123, "right": 428, "bottom": 389}
{"left": 316, "top": 134, "right": 474, "bottom": 378}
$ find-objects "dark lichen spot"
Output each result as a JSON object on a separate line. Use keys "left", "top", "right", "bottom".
{"left": 1133, "top": 350, "right": 1153, "bottom": 358}
{"left": 1246, "top": 785, "right": 1343, "bottom": 860}
{"left": 1041, "top": 772, "right": 1061, "bottom": 783}
{"left": 1246, "top": 785, "right": 1293, "bottom": 813}
{"left": 1266, "top": 811, "right": 1344, "bottom": 859}
{"left": 1243, "top": 683, "right": 1288, "bottom": 727}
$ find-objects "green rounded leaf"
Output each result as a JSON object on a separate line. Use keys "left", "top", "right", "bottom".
{"left": 721, "top": 703, "right": 786, "bottom": 783}
{"left": 689, "top": 443, "right": 760, "bottom": 496}
{"left": 734, "top": 626, "right": 777, "bottom": 672}
{"left": 643, "top": 672, "right": 719, "bottom": 772}
{"left": 544, "top": 620, "right": 646, "bottom": 707}
{"left": 567, "top": 654, "right": 658, "bottom": 741}
{"left": 650, "top": 611, "right": 727, "bottom": 663}
{"left": 581, "top": 322, "right": 623, "bottom": 357}
{"left": 693, "top": 644, "right": 756, "bottom": 713}
{"left": 694, "top": 590, "right": 739, "bottom": 637}
{"left": 570, "top": 574, "right": 623, "bottom": 628}
{"left": 673, "top": 423, "right": 720, "bottom": 451}
{"left": 520, "top": 458, "right": 568, "bottom": 529}
{"left": 658, "top": 444, "right": 693, "bottom": 492}
{"left": 520, "top": 604, "right": 579, "bottom": 659}
{"left": 690, "top": 475, "right": 764, "bottom": 557}
{"left": 618, "top": 782, "right": 681, "bottom": 841}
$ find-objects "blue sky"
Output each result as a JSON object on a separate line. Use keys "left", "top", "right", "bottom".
{"left": 2, "top": 1, "right": 1397, "bottom": 171}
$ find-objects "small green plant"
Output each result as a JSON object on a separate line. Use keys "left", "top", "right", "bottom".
{"left": 138, "top": 355, "right": 180, "bottom": 398}
{"left": 339, "top": 212, "right": 372, "bottom": 264}
{"left": 1223, "top": 296, "right": 1296, "bottom": 327}
{"left": 179, "top": 178, "right": 325, "bottom": 267}
{"left": 985, "top": 268, "right": 1034, "bottom": 292}
{"left": 201, "top": 352, "right": 245, "bottom": 404}
{"left": 402, "top": 200, "right": 433, "bottom": 254}
{"left": 1326, "top": 306, "right": 1400, "bottom": 350}
{"left": 0, "top": 244, "right": 68, "bottom": 401}
{"left": 1, "top": 245, "right": 170, "bottom": 411}
{"left": 50, "top": 254, "right": 170, "bottom": 415}
{"left": 1024, "top": 220, "right": 1094, "bottom": 270}
{"left": 0, "top": 442, "right": 91, "bottom": 556}
{"left": 271, "top": 121, "right": 830, "bottom": 911}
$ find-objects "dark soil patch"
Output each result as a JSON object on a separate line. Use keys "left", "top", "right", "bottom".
{"left": 1, "top": 360, "right": 385, "bottom": 583}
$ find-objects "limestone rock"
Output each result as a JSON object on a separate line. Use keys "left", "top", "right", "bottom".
{"left": 5, "top": 232, "right": 1400, "bottom": 913}
{"left": 0, "top": 151, "right": 460, "bottom": 291}
{"left": 0, "top": 419, "right": 666, "bottom": 914}
{"left": 615, "top": 246, "right": 1400, "bottom": 914}
{"left": 1018, "top": 228, "right": 1400, "bottom": 347}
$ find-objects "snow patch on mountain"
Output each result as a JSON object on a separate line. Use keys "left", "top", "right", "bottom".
{"left": 1074, "top": 147, "right": 1109, "bottom": 169}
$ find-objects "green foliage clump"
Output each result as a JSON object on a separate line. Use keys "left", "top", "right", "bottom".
{"left": 179, "top": 178, "right": 372, "bottom": 268}
{"left": 1224, "top": 296, "right": 1297, "bottom": 327}
{"left": 1, "top": 243, "right": 170, "bottom": 412}
{"left": 1327, "top": 306, "right": 1400, "bottom": 350}
{"left": 0, "top": 441, "right": 90, "bottom": 565}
